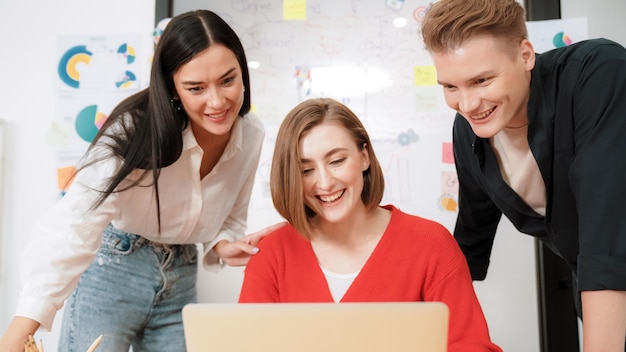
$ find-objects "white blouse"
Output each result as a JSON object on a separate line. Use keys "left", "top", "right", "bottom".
{"left": 16, "top": 113, "right": 264, "bottom": 330}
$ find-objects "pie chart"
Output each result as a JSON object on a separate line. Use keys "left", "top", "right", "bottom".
{"left": 117, "top": 43, "right": 136, "bottom": 64}
{"left": 116, "top": 70, "right": 137, "bottom": 89}
{"left": 75, "top": 105, "right": 107, "bottom": 142}
{"left": 553, "top": 31, "right": 572, "bottom": 48}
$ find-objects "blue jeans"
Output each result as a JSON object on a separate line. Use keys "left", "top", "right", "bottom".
{"left": 58, "top": 224, "right": 198, "bottom": 352}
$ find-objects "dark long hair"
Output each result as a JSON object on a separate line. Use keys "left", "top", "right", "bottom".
{"left": 77, "top": 10, "right": 251, "bottom": 229}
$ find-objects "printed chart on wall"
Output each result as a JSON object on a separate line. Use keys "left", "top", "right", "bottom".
{"left": 202, "top": 0, "right": 460, "bottom": 229}
{"left": 51, "top": 34, "right": 144, "bottom": 196}
{"left": 526, "top": 17, "right": 588, "bottom": 53}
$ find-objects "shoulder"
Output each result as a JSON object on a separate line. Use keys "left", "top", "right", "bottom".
{"left": 257, "top": 222, "right": 308, "bottom": 251}
{"left": 240, "top": 113, "right": 265, "bottom": 137}
{"left": 382, "top": 206, "right": 463, "bottom": 262}
{"left": 235, "top": 113, "right": 265, "bottom": 153}
{"left": 387, "top": 205, "right": 453, "bottom": 239}
{"left": 537, "top": 38, "right": 626, "bottom": 70}
{"left": 571, "top": 38, "right": 626, "bottom": 57}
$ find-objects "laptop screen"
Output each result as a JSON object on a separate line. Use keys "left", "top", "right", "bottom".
{"left": 182, "top": 302, "right": 448, "bottom": 352}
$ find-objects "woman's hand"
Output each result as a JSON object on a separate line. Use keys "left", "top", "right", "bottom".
{"left": 214, "top": 222, "right": 286, "bottom": 266}
{"left": 0, "top": 316, "right": 40, "bottom": 352}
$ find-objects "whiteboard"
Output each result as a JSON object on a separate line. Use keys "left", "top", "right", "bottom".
{"left": 175, "top": 0, "right": 459, "bottom": 231}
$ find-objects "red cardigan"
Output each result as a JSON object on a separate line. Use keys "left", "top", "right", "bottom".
{"left": 239, "top": 205, "right": 502, "bottom": 352}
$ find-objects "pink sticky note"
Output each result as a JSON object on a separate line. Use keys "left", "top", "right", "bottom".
{"left": 442, "top": 142, "right": 454, "bottom": 164}
{"left": 441, "top": 171, "right": 459, "bottom": 195}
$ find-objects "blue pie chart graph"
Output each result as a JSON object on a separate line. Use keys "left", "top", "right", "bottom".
{"left": 75, "top": 105, "right": 107, "bottom": 142}
{"left": 553, "top": 32, "right": 572, "bottom": 48}
{"left": 58, "top": 45, "right": 93, "bottom": 88}
{"left": 117, "top": 43, "right": 136, "bottom": 64}
{"left": 116, "top": 70, "right": 137, "bottom": 89}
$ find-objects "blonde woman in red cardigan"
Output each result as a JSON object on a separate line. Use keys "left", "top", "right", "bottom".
{"left": 239, "top": 98, "right": 501, "bottom": 352}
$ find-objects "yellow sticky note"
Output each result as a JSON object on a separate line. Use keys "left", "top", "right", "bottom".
{"left": 414, "top": 65, "right": 437, "bottom": 86}
{"left": 284, "top": 0, "right": 306, "bottom": 21}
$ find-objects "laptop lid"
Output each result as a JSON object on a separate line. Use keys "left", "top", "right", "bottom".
{"left": 182, "top": 302, "right": 449, "bottom": 352}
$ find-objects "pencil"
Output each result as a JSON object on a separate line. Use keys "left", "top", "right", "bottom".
{"left": 86, "top": 334, "right": 103, "bottom": 352}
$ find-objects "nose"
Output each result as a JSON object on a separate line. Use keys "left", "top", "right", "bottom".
{"left": 205, "top": 86, "right": 225, "bottom": 108}
{"left": 315, "top": 166, "right": 334, "bottom": 191}
{"left": 457, "top": 89, "right": 480, "bottom": 113}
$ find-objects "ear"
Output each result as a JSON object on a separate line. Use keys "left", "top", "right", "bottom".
{"left": 520, "top": 39, "right": 536, "bottom": 71}
{"left": 360, "top": 143, "right": 371, "bottom": 171}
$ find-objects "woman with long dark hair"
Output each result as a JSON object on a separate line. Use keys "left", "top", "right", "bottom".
{"left": 0, "top": 10, "right": 276, "bottom": 351}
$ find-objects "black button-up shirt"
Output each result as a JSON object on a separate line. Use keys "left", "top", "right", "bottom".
{"left": 452, "top": 38, "right": 626, "bottom": 294}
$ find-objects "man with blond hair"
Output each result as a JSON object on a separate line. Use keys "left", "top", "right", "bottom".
{"left": 421, "top": 0, "right": 626, "bottom": 350}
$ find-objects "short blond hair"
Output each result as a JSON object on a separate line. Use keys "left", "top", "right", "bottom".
{"left": 421, "top": 0, "right": 528, "bottom": 54}
{"left": 270, "top": 98, "right": 385, "bottom": 238}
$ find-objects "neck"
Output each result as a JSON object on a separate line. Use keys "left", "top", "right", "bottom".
{"left": 312, "top": 206, "right": 388, "bottom": 245}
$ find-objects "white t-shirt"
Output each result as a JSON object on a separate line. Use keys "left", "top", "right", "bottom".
{"left": 321, "top": 266, "right": 360, "bottom": 302}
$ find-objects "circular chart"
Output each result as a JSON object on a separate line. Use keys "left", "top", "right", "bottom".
{"left": 116, "top": 70, "right": 137, "bottom": 89}
{"left": 58, "top": 45, "right": 93, "bottom": 88}
{"left": 153, "top": 17, "right": 172, "bottom": 45}
{"left": 75, "top": 105, "right": 107, "bottom": 142}
{"left": 553, "top": 32, "right": 573, "bottom": 48}
{"left": 117, "top": 43, "right": 136, "bottom": 64}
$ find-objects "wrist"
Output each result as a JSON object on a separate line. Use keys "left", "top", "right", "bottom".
{"left": 214, "top": 240, "right": 229, "bottom": 264}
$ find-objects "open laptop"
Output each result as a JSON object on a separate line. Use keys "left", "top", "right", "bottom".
{"left": 182, "top": 302, "right": 449, "bottom": 352}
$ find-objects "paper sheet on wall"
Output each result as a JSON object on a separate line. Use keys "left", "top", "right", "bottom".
{"left": 526, "top": 17, "right": 589, "bottom": 53}
{"left": 51, "top": 34, "right": 147, "bottom": 195}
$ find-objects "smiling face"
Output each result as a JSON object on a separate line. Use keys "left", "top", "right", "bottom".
{"left": 173, "top": 44, "right": 245, "bottom": 140}
{"left": 432, "top": 34, "right": 535, "bottom": 138}
{"left": 299, "top": 122, "right": 371, "bottom": 225}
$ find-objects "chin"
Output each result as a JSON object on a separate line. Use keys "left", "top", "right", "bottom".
{"left": 469, "top": 123, "right": 502, "bottom": 139}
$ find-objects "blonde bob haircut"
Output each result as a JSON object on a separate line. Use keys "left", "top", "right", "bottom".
{"left": 270, "top": 98, "right": 385, "bottom": 239}
{"left": 421, "top": 0, "right": 528, "bottom": 55}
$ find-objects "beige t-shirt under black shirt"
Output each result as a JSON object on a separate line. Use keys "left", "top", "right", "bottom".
{"left": 491, "top": 125, "right": 546, "bottom": 216}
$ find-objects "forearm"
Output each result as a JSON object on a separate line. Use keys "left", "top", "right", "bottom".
{"left": 581, "top": 290, "right": 626, "bottom": 352}
{"left": 0, "top": 316, "right": 41, "bottom": 352}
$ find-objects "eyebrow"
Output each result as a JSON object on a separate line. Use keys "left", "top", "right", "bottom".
{"left": 437, "top": 70, "right": 492, "bottom": 86}
{"left": 179, "top": 67, "right": 238, "bottom": 85}
{"left": 300, "top": 147, "right": 349, "bottom": 163}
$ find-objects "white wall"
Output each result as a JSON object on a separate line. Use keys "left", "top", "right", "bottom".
{"left": 562, "top": 0, "right": 626, "bottom": 45}
{"left": 0, "top": 0, "right": 155, "bottom": 348}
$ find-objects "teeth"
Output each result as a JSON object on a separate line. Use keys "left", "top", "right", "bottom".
{"left": 320, "top": 190, "right": 344, "bottom": 203}
{"left": 208, "top": 111, "right": 227, "bottom": 119}
{"left": 471, "top": 107, "right": 495, "bottom": 120}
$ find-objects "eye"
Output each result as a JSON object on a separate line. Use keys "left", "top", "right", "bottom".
{"left": 187, "top": 86, "right": 203, "bottom": 93}
{"left": 330, "top": 157, "right": 346, "bottom": 166}
{"left": 302, "top": 168, "right": 313, "bottom": 176}
{"left": 474, "top": 77, "right": 490, "bottom": 85}
{"left": 443, "top": 84, "right": 457, "bottom": 92}
{"left": 222, "top": 76, "right": 236, "bottom": 86}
